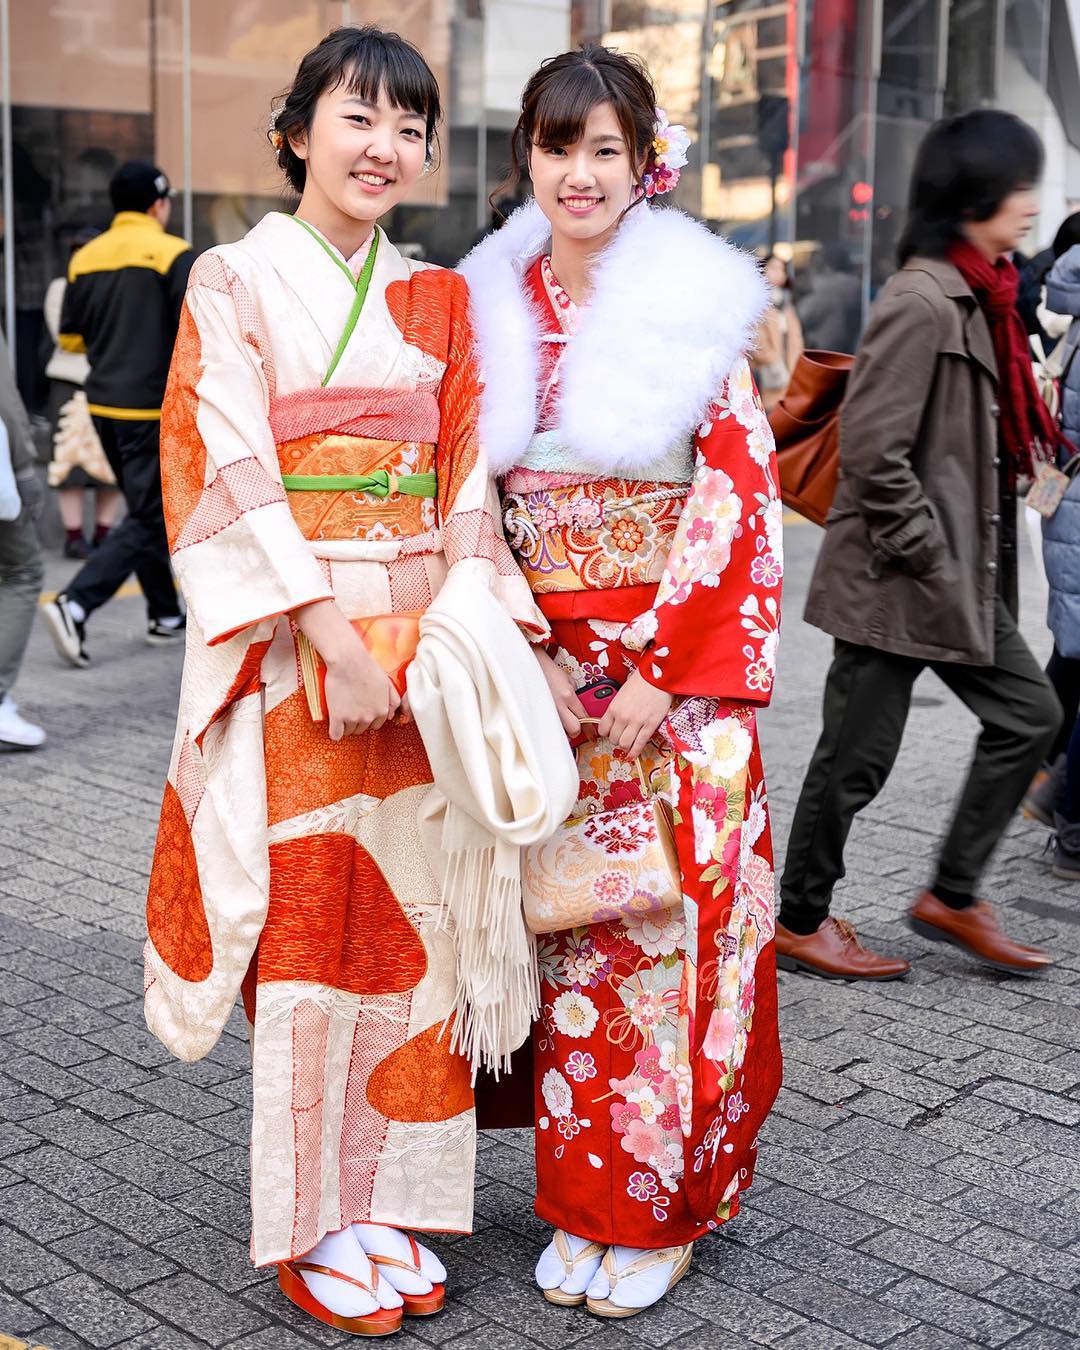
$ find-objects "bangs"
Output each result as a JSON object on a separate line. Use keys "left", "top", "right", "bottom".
{"left": 337, "top": 30, "right": 441, "bottom": 130}
{"left": 529, "top": 62, "right": 622, "bottom": 150}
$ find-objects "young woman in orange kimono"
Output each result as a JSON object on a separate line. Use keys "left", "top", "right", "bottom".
{"left": 144, "top": 27, "right": 544, "bottom": 1337}
{"left": 462, "top": 46, "right": 784, "bottom": 1317}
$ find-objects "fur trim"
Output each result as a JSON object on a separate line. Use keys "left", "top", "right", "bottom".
{"left": 460, "top": 198, "right": 767, "bottom": 474}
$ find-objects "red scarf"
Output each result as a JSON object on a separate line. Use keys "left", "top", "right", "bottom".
{"left": 947, "top": 239, "right": 1065, "bottom": 479}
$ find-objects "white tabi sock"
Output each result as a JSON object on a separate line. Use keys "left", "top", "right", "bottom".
{"left": 535, "top": 1230, "right": 605, "bottom": 1295}
{"left": 298, "top": 1227, "right": 403, "bottom": 1317}
{"left": 586, "top": 1243, "right": 687, "bottom": 1310}
{"left": 351, "top": 1222, "right": 445, "bottom": 1296}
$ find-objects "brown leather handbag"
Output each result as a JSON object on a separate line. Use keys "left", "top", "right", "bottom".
{"left": 768, "top": 349, "right": 854, "bottom": 527}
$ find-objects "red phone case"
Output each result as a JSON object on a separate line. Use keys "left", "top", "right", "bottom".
{"left": 571, "top": 678, "right": 621, "bottom": 746}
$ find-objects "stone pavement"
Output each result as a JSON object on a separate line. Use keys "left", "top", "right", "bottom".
{"left": 2, "top": 521, "right": 1079, "bottom": 1350}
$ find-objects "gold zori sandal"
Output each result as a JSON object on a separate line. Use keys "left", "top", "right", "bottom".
{"left": 277, "top": 1260, "right": 403, "bottom": 1336}
{"left": 543, "top": 1230, "right": 608, "bottom": 1307}
{"left": 586, "top": 1243, "right": 694, "bottom": 1318}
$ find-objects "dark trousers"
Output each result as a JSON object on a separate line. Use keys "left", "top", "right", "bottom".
{"left": 0, "top": 508, "right": 44, "bottom": 700}
{"left": 67, "top": 417, "right": 179, "bottom": 622}
{"left": 1046, "top": 647, "right": 1080, "bottom": 762}
{"left": 779, "top": 599, "right": 1061, "bottom": 931}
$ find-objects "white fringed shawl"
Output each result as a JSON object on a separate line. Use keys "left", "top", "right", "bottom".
{"left": 407, "top": 565, "right": 578, "bottom": 1074}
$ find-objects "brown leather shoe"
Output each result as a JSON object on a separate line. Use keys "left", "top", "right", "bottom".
{"left": 775, "top": 917, "right": 911, "bottom": 981}
{"left": 908, "top": 891, "right": 1053, "bottom": 974}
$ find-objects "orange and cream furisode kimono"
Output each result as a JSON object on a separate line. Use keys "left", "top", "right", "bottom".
{"left": 143, "top": 213, "right": 544, "bottom": 1265}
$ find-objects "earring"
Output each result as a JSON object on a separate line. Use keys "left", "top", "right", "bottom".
{"left": 421, "top": 158, "right": 433, "bottom": 178}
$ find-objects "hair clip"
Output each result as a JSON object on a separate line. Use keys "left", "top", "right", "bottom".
{"left": 643, "top": 107, "right": 690, "bottom": 198}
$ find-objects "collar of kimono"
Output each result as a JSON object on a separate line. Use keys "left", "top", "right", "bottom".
{"left": 459, "top": 198, "right": 767, "bottom": 475}
{"left": 250, "top": 213, "right": 404, "bottom": 389}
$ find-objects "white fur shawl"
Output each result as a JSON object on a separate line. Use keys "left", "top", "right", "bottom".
{"left": 459, "top": 198, "right": 767, "bottom": 475}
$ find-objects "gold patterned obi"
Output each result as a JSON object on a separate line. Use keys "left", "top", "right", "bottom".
{"left": 269, "top": 386, "right": 440, "bottom": 543}
{"left": 502, "top": 477, "right": 688, "bottom": 593}
{"left": 277, "top": 433, "right": 437, "bottom": 542}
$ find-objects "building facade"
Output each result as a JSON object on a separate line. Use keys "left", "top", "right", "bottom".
{"left": 3, "top": 0, "right": 1079, "bottom": 405}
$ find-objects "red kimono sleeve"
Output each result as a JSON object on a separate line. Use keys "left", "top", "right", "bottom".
{"left": 625, "top": 358, "right": 782, "bottom": 704}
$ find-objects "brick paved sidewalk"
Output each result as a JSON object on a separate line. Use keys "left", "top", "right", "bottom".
{"left": 1, "top": 524, "right": 1078, "bottom": 1350}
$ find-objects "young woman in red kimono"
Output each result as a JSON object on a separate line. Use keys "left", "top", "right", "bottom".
{"left": 461, "top": 46, "right": 784, "bottom": 1317}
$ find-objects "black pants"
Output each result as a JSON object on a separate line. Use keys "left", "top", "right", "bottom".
{"left": 67, "top": 417, "right": 179, "bottom": 622}
{"left": 1046, "top": 647, "right": 1080, "bottom": 762}
{"left": 779, "top": 599, "right": 1061, "bottom": 932}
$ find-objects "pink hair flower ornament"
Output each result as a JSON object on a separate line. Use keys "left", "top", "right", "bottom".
{"left": 643, "top": 107, "right": 691, "bottom": 198}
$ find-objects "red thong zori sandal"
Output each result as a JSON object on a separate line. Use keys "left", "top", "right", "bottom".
{"left": 364, "top": 1233, "right": 446, "bottom": 1316}
{"left": 277, "top": 1259, "right": 404, "bottom": 1337}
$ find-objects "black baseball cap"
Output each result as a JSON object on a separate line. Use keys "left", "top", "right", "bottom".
{"left": 110, "top": 161, "right": 173, "bottom": 213}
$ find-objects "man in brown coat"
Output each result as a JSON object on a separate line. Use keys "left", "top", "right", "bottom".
{"left": 777, "top": 111, "right": 1061, "bottom": 980}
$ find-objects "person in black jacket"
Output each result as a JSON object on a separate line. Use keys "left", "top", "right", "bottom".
{"left": 42, "top": 161, "right": 193, "bottom": 666}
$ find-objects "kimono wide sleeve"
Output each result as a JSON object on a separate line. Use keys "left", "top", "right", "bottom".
{"left": 161, "top": 253, "right": 333, "bottom": 646}
{"left": 626, "top": 358, "right": 782, "bottom": 703}
{"left": 436, "top": 270, "right": 548, "bottom": 638}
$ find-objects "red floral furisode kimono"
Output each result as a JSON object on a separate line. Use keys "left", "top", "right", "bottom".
{"left": 143, "top": 213, "right": 543, "bottom": 1265}
{"left": 462, "top": 201, "right": 783, "bottom": 1246}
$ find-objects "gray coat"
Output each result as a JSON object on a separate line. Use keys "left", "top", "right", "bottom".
{"left": 1041, "top": 247, "right": 1080, "bottom": 656}
{"left": 803, "top": 257, "right": 1008, "bottom": 666}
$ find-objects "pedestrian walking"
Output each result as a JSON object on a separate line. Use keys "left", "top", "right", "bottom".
{"left": 42, "top": 231, "right": 120, "bottom": 560}
{"left": 462, "top": 44, "right": 782, "bottom": 1317}
{"left": 0, "top": 329, "right": 46, "bottom": 750}
{"left": 777, "top": 109, "right": 1062, "bottom": 979}
{"left": 42, "top": 161, "right": 191, "bottom": 666}
{"left": 1028, "top": 241, "right": 1080, "bottom": 876}
{"left": 753, "top": 253, "right": 804, "bottom": 411}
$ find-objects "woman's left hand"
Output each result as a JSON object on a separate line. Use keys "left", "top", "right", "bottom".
{"left": 598, "top": 669, "right": 674, "bottom": 758}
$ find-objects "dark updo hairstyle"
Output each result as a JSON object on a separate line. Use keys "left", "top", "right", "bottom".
{"left": 897, "top": 109, "right": 1042, "bottom": 265}
{"left": 497, "top": 44, "right": 657, "bottom": 209}
{"left": 270, "top": 25, "right": 442, "bottom": 196}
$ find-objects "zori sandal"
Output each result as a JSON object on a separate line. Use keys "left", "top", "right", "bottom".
{"left": 362, "top": 1232, "right": 445, "bottom": 1316}
{"left": 538, "top": 1230, "right": 608, "bottom": 1306}
{"left": 277, "top": 1260, "right": 403, "bottom": 1336}
{"left": 585, "top": 1243, "right": 694, "bottom": 1318}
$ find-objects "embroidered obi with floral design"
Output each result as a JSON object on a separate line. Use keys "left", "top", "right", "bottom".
{"left": 502, "top": 471, "right": 687, "bottom": 593}
{"left": 269, "top": 387, "right": 439, "bottom": 543}
{"left": 503, "top": 258, "right": 689, "bottom": 593}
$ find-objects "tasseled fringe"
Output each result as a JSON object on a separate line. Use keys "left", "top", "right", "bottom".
{"left": 437, "top": 844, "right": 539, "bottom": 1080}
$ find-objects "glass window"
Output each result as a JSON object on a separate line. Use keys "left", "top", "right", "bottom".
{"left": 7, "top": 0, "right": 155, "bottom": 410}
{"left": 946, "top": 0, "right": 999, "bottom": 114}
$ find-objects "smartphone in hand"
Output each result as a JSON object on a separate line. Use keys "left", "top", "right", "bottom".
{"left": 570, "top": 677, "right": 621, "bottom": 746}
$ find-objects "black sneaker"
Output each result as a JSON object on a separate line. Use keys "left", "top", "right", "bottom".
{"left": 146, "top": 616, "right": 186, "bottom": 647}
{"left": 63, "top": 536, "right": 92, "bottom": 560}
{"left": 41, "top": 593, "right": 89, "bottom": 667}
{"left": 1052, "top": 811, "right": 1080, "bottom": 880}
{"left": 1023, "top": 755, "right": 1066, "bottom": 828}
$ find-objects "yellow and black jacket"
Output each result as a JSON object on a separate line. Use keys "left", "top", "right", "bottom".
{"left": 59, "top": 212, "right": 194, "bottom": 422}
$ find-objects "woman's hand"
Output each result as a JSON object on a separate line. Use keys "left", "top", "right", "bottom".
{"left": 598, "top": 668, "right": 674, "bottom": 758}
{"left": 534, "top": 646, "right": 587, "bottom": 739}
{"left": 294, "top": 599, "right": 400, "bottom": 741}
{"left": 323, "top": 642, "right": 400, "bottom": 741}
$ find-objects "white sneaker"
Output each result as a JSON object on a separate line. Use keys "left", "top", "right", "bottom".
{"left": 0, "top": 695, "right": 45, "bottom": 750}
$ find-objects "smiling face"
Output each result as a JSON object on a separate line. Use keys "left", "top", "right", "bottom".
{"left": 528, "top": 101, "right": 641, "bottom": 249}
{"left": 289, "top": 78, "right": 429, "bottom": 237}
